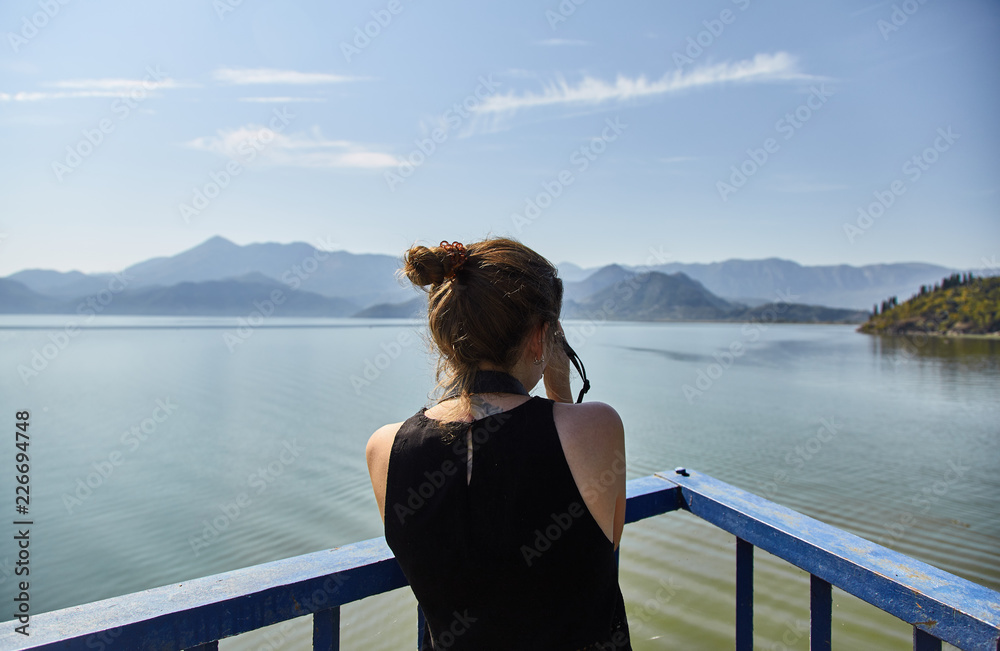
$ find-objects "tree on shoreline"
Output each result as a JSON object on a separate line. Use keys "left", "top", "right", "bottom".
{"left": 860, "top": 274, "right": 998, "bottom": 336}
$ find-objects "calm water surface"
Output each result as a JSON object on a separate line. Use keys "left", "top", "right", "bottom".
{"left": 0, "top": 316, "right": 996, "bottom": 650}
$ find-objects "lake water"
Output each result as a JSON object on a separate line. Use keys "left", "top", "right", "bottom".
{"left": 0, "top": 316, "right": 997, "bottom": 650}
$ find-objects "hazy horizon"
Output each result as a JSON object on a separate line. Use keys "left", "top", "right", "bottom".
{"left": 0, "top": 233, "right": 985, "bottom": 278}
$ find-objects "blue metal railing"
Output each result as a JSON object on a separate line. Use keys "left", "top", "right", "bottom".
{"left": 3, "top": 470, "right": 998, "bottom": 650}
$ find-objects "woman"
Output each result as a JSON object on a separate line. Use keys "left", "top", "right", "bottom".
{"left": 366, "top": 237, "right": 631, "bottom": 650}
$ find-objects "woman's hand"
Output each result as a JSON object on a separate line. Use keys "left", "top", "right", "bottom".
{"left": 543, "top": 323, "right": 574, "bottom": 403}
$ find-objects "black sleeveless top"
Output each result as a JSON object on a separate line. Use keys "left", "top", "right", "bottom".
{"left": 384, "top": 396, "right": 631, "bottom": 650}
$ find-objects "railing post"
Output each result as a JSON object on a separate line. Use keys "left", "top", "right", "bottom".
{"left": 735, "top": 537, "right": 754, "bottom": 651}
{"left": 913, "top": 627, "right": 942, "bottom": 651}
{"left": 810, "top": 575, "right": 832, "bottom": 651}
{"left": 312, "top": 607, "right": 340, "bottom": 651}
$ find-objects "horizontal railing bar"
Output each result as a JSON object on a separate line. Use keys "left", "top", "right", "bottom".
{"left": 661, "top": 469, "right": 1000, "bottom": 651}
{"left": 624, "top": 474, "right": 683, "bottom": 523}
{"left": 2, "top": 478, "right": 681, "bottom": 650}
{"left": 4, "top": 472, "right": 997, "bottom": 651}
{"left": 0, "top": 538, "right": 407, "bottom": 650}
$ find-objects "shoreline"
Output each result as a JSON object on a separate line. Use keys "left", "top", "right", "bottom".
{"left": 857, "top": 328, "right": 1000, "bottom": 340}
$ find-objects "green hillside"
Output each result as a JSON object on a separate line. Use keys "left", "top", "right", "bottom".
{"left": 858, "top": 274, "right": 1000, "bottom": 336}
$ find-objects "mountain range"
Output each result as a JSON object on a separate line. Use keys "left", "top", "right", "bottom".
{"left": 0, "top": 236, "right": 971, "bottom": 321}
{"left": 359, "top": 268, "right": 870, "bottom": 324}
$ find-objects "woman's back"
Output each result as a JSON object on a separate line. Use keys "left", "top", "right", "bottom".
{"left": 366, "top": 237, "right": 631, "bottom": 648}
{"left": 382, "top": 396, "right": 631, "bottom": 650}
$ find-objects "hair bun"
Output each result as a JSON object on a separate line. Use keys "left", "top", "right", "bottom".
{"left": 403, "top": 242, "right": 470, "bottom": 288}
{"left": 403, "top": 245, "right": 447, "bottom": 287}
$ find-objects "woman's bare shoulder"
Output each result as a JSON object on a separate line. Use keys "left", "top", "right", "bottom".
{"left": 551, "top": 401, "right": 626, "bottom": 482}
{"left": 366, "top": 421, "right": 405, "bottom": 522}
{"left": 551, "top": 400, "right": 626, "bottom": 545}
{"left": 552, "top": 401, "right": 624, "bottom": 446}
{"left": 366, "top": 421, "right": 404, "bottom": 471}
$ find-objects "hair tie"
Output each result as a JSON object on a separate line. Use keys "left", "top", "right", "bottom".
{"left": 440, "top": 241, "right": 468, "bottom": 279}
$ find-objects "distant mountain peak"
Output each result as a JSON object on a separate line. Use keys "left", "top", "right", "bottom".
{"left": 198, "top": 235, "right": 238, "bottom": 249}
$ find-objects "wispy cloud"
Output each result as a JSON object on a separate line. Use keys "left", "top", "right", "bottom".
{"left": 475, "top": 52, "right": 820, "bottom": 116}
{"left": 212, "top": 68, "right": 360, "bottom": 85}
{"left": 501, "top": 68, "right": 543, "bottom": 80}
{"left": 185, "top": 125, "right": 399, "bottom": 169}
{"left": 0, "top": 76, "right": 182, "bottom": 102}
{"left": 773, "top": 181, "right": 850, "bottom": 193}
{"left": 46, "top": 78, "right": 179, "bottom": 91}
{"left": 535, "top": 38, "right": 590, "bottom": 46}
{"left": 237, "top": 96, "right": 327, "bottom": 103}
{"left": 849, "top": 2, "right": 890, "bottom": 17}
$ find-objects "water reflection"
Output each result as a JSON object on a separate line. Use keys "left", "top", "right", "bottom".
{"left": 865, "top": 332, "right": 1000, "bottom": 370}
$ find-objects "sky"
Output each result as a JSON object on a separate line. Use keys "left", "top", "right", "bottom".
{"left": 1, "top": 0, "right": 998, "bottom": 276}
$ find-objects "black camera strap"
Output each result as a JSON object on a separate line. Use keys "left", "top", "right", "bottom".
{"left": 560, "top": 338, "right": 591, "bottom": 404}
{"left": 469, "top": 370, "right": 529, "bottom": 396}
{"left": 441, "top": 370, "right": 529, "bottom": 401}
{"left": 440, "top": 346, "right": 590, "bottom": 403}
